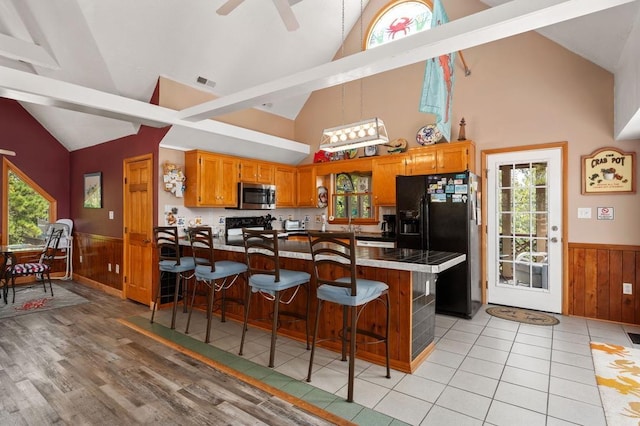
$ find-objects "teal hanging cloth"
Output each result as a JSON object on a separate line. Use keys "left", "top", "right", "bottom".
{"left": 418, "top": 0, "right": 456, "bottom": 142}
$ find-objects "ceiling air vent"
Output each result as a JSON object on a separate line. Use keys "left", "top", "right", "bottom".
{"left": 196, "top": 76, "right": 216, "bottom": 89}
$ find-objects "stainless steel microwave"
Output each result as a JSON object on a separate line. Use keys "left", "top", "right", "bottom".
{"left": 237, "top": 182, "right": 276, "bottom": 210}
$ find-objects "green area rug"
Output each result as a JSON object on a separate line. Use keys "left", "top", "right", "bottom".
{"left": 0, "top": 282, "right": 89, "bottom": 319}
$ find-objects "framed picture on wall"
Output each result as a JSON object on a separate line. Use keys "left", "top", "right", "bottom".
{"left": 581, "top": 147, "right": 636, "bottom": 194}
{"left": 84, "top": 172, "right": 102, "bottom": 208}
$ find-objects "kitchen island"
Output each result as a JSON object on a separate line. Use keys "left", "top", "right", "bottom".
{"left": 185, "top": 236, "right": 464, "bottom": 373}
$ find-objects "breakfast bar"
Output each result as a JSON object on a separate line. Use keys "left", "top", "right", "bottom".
{"left": 193, "top": 235, "right": 465, "bottom": 373}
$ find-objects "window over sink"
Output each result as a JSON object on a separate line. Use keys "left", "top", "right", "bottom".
{"left": 330, "top": 172, "right": 374, "bottom": 224}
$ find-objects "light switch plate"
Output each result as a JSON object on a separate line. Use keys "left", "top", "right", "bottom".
{"left": 623, "top": 283, "right": 633, "bottom": 295}
{"left": 577, "top": 208, "right": 591, "bottom": 219}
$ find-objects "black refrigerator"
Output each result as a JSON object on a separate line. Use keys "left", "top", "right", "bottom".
{"left": 396, "top": 171, "right": 481, "bottom": 319}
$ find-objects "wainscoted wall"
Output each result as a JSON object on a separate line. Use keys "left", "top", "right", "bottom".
{"left": 74, "top": 232, "right": 123, "bottom": 293}
{"left": 568, "top": 243, "right": 640, "bottom": 325}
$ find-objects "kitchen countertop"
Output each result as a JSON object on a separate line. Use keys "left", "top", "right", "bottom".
{"left": 282, "top": 230, "right": 396, "bottom": 243}
{"left": 199, "top": 236, "right": 464, "bottom": 274}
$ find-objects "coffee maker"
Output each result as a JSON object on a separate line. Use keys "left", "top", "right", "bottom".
{"left": 381, "top": 214, "right": 396, "bottom": 237}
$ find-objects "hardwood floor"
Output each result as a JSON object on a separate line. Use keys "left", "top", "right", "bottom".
{"left": 0, "top": 281, "right": 336, "bottom": 425}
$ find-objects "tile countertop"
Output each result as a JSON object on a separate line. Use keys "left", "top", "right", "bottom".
{"left": 284, "top": 231, "right": 396, "bottom": 243}
{"left": 201, "top": 236, "right": 465, "bottom": 274}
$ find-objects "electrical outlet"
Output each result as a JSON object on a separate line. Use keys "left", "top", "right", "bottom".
{"left": 623, "top": 282, "right": 633, "bottom": 295}
{"left": 115, "top": 264, "right": 119, "bottom": 274}
{"left": 108, "top": 263, "right": 112, "bottom": 272}
{"left": 577, "top": 208, "right": 591, "bottom": 219}
{"left": 79, "top": 255, "right": 83, "bottom": 263}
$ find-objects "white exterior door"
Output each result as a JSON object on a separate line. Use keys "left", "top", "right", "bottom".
{"left": 486, "top": 148, "right": 563, "bottom": 313}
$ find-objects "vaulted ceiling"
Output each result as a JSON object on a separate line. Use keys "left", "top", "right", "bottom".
{"left": 0, "top": 0, "right": 638, "bottom": 162}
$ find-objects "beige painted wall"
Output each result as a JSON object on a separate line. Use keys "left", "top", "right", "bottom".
{"left": 158, "top": 0, "right": 639, "bottom": 246}
{"left": 159, "top": 76, "right": 295, "bottom": 140}
{"left": 295, "top": 0, "right": 640, "bottom": 246}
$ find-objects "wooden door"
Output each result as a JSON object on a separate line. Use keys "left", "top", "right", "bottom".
{"left": 124, "top": 154, "right": 154, "bottom": 305}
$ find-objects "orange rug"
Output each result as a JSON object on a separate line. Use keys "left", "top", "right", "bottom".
{"left": 591, "top": 342, "right": 640, "bottom": 425}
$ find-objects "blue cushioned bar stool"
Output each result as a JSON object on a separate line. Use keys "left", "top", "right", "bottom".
{"left": 240, "top": 228, "right": 311, "bottom": 368}
{"left": 151, "top": 226, "right": 196, "bottom": 329}
{"left": 306, "top": 231, "right": 391, "bottom": 403}
{"left": 187, "top": 227, "right": 248, "bottom": 343}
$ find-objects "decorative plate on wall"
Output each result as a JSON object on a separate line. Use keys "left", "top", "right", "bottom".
{"left": 364, "top": 145, "right": 378, "bottom": 156}
{"left": 416, "top": 124, "right": 442, "bottom": 145}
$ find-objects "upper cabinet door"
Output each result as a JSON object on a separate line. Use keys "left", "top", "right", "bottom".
{"left": 437, "top": 142, "right": 475, "bottom": 174}
{"left": 372, "top": 156, "right": 407, "bottom": 206}
{"left": 184, "top": 151, "right": 239, "bottom": 207}
{"left": 296, "top": 166, "right": 317, "bottom": 207}
{"left": 240, "top": 160, "right": 275, "bottom": 184}
{"left": 275, "top": 166, "right": 296, "bottom": 207}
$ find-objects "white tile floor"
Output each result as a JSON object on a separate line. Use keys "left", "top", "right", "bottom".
{"left": 148, "top": 306, "right": 640, "bottom": 426}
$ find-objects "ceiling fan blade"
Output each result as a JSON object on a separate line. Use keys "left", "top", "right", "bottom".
{"left": 0, "top": 149, "right": 16, "bottom": 156}
{"left": 273, "top": 0, "right": 299, "bottom": 31}
{"left": 216, "top": 0, "right": 245, "bottom": 16}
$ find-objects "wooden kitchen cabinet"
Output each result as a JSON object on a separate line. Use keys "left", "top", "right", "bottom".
{"left": 436, "top": 141, "right": 475, "bottom": 173}
{"left": 239, "top": 160, "right": 275, "bottom": 184}
{"left": 184, "top": 150, "right": 239, "bottom": 207}
{"left": 372, "top": 155, "right": 407, "bottom": 206}
{"left": 407, "top": 141, "right": 475, "bottom": 175}
{"left": 296, "top": 165, "right": 317, "bottom": 207}
{"left": 275, "top": 165, "right": 296, "bottom": 207}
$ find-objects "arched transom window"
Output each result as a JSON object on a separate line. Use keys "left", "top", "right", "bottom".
{"left": 365, "top": 0, "right": 433, "bottom": 50}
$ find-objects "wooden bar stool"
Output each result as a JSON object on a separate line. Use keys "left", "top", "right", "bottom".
{"left": 187, "top": 227, "right": 247, "bottom": 343}
{"left": 240, "top": 228, "right": 311, "bottom": 368}
{"left": 306, "top": 231, "right": 391, "bottom": 402}
{"left": 152, "top": 226, "right": 195, "bottom": 329}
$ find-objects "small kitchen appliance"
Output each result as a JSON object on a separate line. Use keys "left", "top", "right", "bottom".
{"left": 381, "top": 214, "right": 396, "bottom": 237}
{"left": 283, "top": 219, "right": 304, "bottom": 231}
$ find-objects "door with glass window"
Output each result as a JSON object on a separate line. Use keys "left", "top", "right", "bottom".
{"left": 486, "top": 148, "right": 562, "bottom": 313}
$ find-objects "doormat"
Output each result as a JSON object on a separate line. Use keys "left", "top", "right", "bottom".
{"left": 629, "top": 333, "right": 640, "bottom": 344}
{"left": 485, "top": 306, "right": 559, "bottom": 326}
{"left": 591, "top": 342, "right": 640, "bottom": 425}
{"left": 0, "top": 283, "right": 89, "bottom": 319}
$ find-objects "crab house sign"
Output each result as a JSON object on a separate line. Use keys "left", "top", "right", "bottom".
{"left": 581, "top": 147, "right": 636, "bottom": 194}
